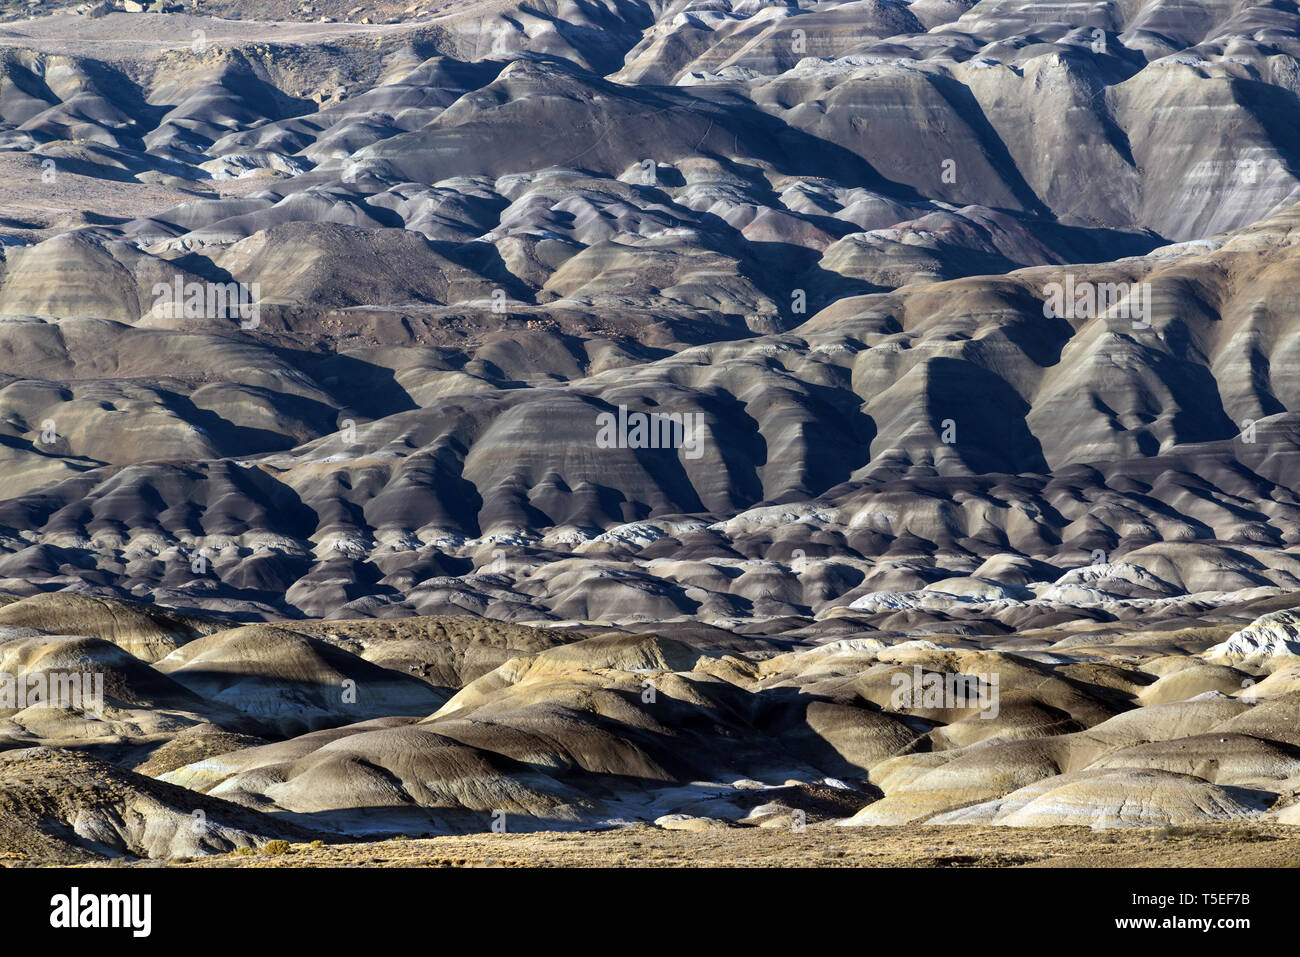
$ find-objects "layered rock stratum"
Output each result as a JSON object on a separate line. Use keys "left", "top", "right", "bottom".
{"left": 0, "top": 0, "right": 1298, "bottom": 861}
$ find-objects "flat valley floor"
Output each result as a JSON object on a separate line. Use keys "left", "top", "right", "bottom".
{"left": 58, "top": 824, "right": 1300, "bottom": 869}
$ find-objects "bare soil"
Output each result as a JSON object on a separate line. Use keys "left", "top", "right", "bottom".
{"left": 106, "top": 823, "right": 1300, "bottom": 868}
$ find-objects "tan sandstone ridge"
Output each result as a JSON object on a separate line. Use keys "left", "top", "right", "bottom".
{"left": 0, "top": 595, "right": 1295, "bottom": 863}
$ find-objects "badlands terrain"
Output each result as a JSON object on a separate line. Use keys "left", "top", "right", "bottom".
{"left": 0, "top": 0, "right": 1299, "bottom": 864}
